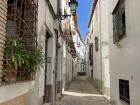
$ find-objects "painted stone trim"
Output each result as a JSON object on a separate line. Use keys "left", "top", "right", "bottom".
{"left": 45, "top": 85, "right": 53, "bottom": 103}
{"left": 57, "top": 81, "right": 62, "bottom": 94}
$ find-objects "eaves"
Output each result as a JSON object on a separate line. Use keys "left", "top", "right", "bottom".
{"left": 88, "top": 0, "right": 98, "bottom": 28}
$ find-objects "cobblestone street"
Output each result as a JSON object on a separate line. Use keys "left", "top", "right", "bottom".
{"left": 58, "top": 76, "right": 111, "bottom": 105}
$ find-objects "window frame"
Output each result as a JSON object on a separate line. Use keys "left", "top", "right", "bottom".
{"left": 2, "top": 0, "right": 38, "bottom": 84}
{"left": 95, "top": 36, "right": 99, "bottom": 52}
{"left": 112, "top": 0, "right": 126, "bottom": 44}
{"left": 119, "top": 79, "right": 130, "bottom": 104}
{"left": 89, "top": 44, "right": 93, "bottom": 66}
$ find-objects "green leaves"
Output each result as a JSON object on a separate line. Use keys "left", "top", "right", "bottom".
{"left": 4, "top": 37, "right": 42, "bottom": 73}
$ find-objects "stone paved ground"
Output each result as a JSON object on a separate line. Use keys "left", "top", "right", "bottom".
{"left": 57, "top": 76, "right": 111, "bottom": 105}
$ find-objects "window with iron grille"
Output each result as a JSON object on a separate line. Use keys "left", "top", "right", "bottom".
{"left": 89, "top": 44, "right": 93, "bottom": 66}
{"left": 95, "top": 37, "right": 98, "bottom": 52}
{"left": 119, "top": 79, "right": 130, "bottom": 104}
{"left": 6, "top": 0, "right": 38, "bottom": 47}
{"left": 113, "top": 0, "right": 126, "bottom": 44}
{"left": 2, "top": 0, "right": 38, "bottom": 83}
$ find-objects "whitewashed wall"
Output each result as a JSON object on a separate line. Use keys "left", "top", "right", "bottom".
{"left": 89, "top": 0, "right": 110, "bottom": 97}
{"left": 109, "top": 0, "right": 140, "bottom": 105}
{"left": 0, "top": 82, "right": 34, "bottom": 104}
{"left": 37, "top": 0, "right": 46, "bottom": 100}
{"left": 37, "top": 0, "right": 57, "bottom": 105}
{"left": 62, "top": 40, "right": 67, "bottom": 91}
{"left": 91, "top": 1, "right": 102, "bottom": 92}
{"left": 100, "top": 0, "right": 110, "bottom": 98}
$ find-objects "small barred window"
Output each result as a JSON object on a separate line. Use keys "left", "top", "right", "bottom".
{"left": 119, "top": 79, "right": 130, "bottom": 104}
{"left": 95, "top": 37, "right": 98, "bottom": 52}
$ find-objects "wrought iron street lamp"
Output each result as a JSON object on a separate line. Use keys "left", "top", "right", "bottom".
{"left": 58, "top": 0, "right": 78, "bottom": 20}
{"left": 69, "top": 0, "right": 78, "bottom": 13}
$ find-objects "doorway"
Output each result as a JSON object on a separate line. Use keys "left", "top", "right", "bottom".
{"left": 43, "top": 31, "right": 51, "bottom": 103}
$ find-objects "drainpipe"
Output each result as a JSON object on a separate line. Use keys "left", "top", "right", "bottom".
{"left": 99, "top": 0, "right": 103, "bottom": 93}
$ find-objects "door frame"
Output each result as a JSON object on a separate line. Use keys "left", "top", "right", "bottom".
{"left": 43, "top": 31, "right": 51, "bottom": 103}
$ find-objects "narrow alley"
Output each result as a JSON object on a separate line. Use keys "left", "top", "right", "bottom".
{"left": 57, "top": 76, "right": 111, "bottom": 105}
{"left": 0, "top": 0, "right": 140, "bottom": 105}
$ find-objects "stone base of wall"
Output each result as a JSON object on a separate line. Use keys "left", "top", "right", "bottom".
{"left": 0, "top": 93, "right": 28, "bottom": 105}
{"left": 87, "top": 77, "right": 110, "bottom": 98}
{"left": 38, "top": 96, "right": 44, "bottom": 105}
{"left": 87, "top": 77, "right": 102, "bottom": 93}
{"left": 57, "top": 81, "right": 62, "bottom": 94}
{"left": 45, "top": 84, "right": 56, "bottom": 105}
{"left": 93, "top": 78, "right": 102, "bottom": 92}
{"left": 45, "top": 85, "right": 52, "bottom": 103}
{"left": 102, "top": 85, "right": 110, "bottom": 98}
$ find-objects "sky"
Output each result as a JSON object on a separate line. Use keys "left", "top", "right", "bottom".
{"left": 77, "top": 0, "right": 93, "bottom": 40}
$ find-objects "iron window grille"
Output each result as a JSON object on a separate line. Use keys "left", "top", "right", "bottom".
{"left": 119, "top": 79, "right": 130, "bottom": 104}
{"left": 95, "top": 37, "right": 98, "bottom": 52}
{"left": 2, "top": 0, "right": 38, "bottom": 84}
{"left": 89, "top": 44, "right": 93, "bottom": 66}
{"left": 6, "top": 0, "right": 38, "bottom": 47}
{"left": 113, "top": 0, "right": 126, "bottom": 44}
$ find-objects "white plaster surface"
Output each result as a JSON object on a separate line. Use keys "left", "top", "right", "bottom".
{"left": 109, "top": 0, "right": 140, "bottom": 105}
{"left": 0, "top": 82, "right": 34, "bottom": 103}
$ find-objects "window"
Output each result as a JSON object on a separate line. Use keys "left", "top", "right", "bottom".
{"left": 89, "top": 44, "right": 93, "bottom": 66}
{"left": 119, "top": 79, "right": 130, "bottom": 104}
{"left": 2, "top": 0, "right": 38, "bottom": 83}
{"left": 95, "top": 37, "right": 98, "bottom": 51}
{"left": 113, "top": 0, "right": 126, "bottom": 44}
{"left": 6, "top": 0, "right": 38, "bottom": 47}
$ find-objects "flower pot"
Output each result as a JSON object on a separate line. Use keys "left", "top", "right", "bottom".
{"left": 3, "top": 64, "right": 17, "bottom": 82}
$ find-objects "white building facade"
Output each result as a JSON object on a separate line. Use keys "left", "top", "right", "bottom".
{"left": 72, "top": 16, "right": 86, "bottom": 75}
{"left": 88, "top": 0, "right": 110, "bottom": 99}
{"left": 0, "top": 0, "right": 77, "bottom": 105}
{"left": 109, "top": 0, "right": 140, "bottom": 105}
{"left": 88, "top": 0, "right": 140, "bottom": 105}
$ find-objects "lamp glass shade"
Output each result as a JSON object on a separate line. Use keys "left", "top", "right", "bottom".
{"left": 69, "top": 1, "right": 78, "bottom": 13}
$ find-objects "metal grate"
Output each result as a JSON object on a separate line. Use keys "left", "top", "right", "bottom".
{"left": 89, "top": 44, "right": 93, "bottom": 66}
{"left": 1, "top": 0, "right": 38, "bottom": 84}
{"left": 6, "top": 0, "right": 38, "bottom": 47}
{"left": 119, "top": 79, "right": 130, "bottom": 104}
{"left": 95, "top": 37, "right": 98, "bottom": 52}
{"left": 113, "top": 0, "right": 126, "bottom": 44}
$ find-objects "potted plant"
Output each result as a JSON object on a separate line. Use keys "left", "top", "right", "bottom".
{"left": 3, "top": 37, "right": 42, "bottom": 82}
{"left": 3, "top": 37, "right": 18, "bottom": 82}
